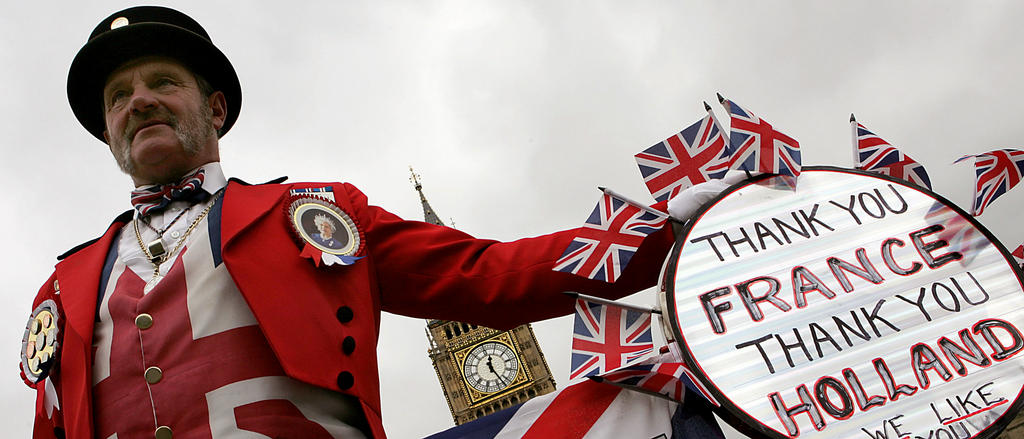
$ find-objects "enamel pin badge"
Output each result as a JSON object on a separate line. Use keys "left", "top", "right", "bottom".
{"left": 21, "top": 299, "right": 61, "bottom": 384}
{"left": 286, "top": 187, "right": 364, "bottom": 267}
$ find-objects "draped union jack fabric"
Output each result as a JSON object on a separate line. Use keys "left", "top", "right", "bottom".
{"left": 954, "top": 149, "right": 1024, "bottom": 215}
{"left": 852, "top": 120, "right": 932, "bottom": 190}
{"left": 720, "top": 97, "right": 801, "bottom": 177}
{"left": 553, "top": 194, "right": 667, "bottom": 282}
{"left": 634, "top": 112, "right": 730, "bottom": 202}
{"left": 1013, "top": 245, "right": 1024, "bottom": 269}
{"left": 569, "top": 299, "right": 653, "bottom": 380}
{"left": 425, "top": 378, "right": 725, "bottom": 439}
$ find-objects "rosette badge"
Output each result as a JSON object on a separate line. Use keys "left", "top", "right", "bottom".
{"left": 21, "top": 300, "right": 61, "bottom": 383}
{"left": 286, "top": 188, "right": 364, "bottom": 267}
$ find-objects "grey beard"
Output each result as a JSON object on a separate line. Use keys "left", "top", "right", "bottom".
{"left": 113, "top": 135, "right": 135, "bottom": 175}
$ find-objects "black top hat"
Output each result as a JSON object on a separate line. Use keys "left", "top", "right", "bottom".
{"left": 67, "top": 6, "right": 242, "bottom": 142}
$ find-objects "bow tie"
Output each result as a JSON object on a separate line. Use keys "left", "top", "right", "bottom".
{"left": 131, "top": 168, "right": 209, "bottom": 216}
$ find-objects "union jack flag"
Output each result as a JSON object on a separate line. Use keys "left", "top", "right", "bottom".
{"left": 553, "top": 193, "right": 667, "bottom": 282}
{"left": 852, "top": 119, "right": 932, "bottom": 190}
{"left": 1012, "top": 245, "right": 1023, "bottom": 270}
{"left": 954, "top": 149, "right": 1024, "bottom": 216}
{"left": 594, "top": 350, "right": 719, "bottom": 407}
{"left": 569, "top": 298, "right": 654, "bottom": 380}
{"left": 634, "top": 112, "right": 730, "bottom": 202}
{"left": 720, "top": 96, "right": 801, "bottom": 177}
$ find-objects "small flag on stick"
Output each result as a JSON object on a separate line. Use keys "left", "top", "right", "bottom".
{"left": 569, "top": 298, "right": 654, "bottom": 380}
{"left": 954, "top": 149, "right": 1024, "bottom": 216}
{"left": 718, "top": 93, "right": 801, "bottom": 178}
{"left": 592, "top": 348, "right": 720, "bottom": 407}
{"left": 634, "top": 106, "right": 731, "bottom": 202}
{"left": 850, "top": 114, "right": 932, "bottom": 190}
{"left": 553, "top": 191, "right": 668, "bottom": 282}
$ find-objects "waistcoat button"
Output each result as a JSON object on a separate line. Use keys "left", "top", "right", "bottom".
{"left": 154, "top": 425, "right": 172, "bottom": 439}
{"left": 145, "top": 366, "right": 163, "bottom": 384}
{"left": 135, "top": 313, "right": 154, "bottom": 329}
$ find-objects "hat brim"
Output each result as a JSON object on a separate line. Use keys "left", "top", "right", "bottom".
{"left": 67, "top": 22, "right": 241, "bottom": 142}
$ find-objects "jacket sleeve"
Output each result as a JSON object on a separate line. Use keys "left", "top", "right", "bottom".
{"left": 344, "top": 183, "right": 675, "bottom": 329}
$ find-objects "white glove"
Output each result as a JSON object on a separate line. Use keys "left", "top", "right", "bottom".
{"left": 667, "top": 170, "right": 748, "bottom": 222}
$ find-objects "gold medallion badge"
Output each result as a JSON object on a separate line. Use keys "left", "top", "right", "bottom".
{"left": 21, "top": 300, "right": 61, "bottom": 384}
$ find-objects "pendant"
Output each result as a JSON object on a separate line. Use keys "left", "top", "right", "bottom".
{"left": 147, "top": 238, "right": 166, "bottom": 263}
{"left": 144, "top": 272, "right": 163, "bottom": 294}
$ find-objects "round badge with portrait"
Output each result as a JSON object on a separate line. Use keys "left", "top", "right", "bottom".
{"left": 287, "top": 197, "right": 363, "bottom": 258}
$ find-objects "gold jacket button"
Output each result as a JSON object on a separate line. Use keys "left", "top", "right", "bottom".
{"left": 135, "top": 314, "right": 154, "bottom": 329}
{"left": 145, "top": 366, "right": 163, "bottom": 384}
{"left": 154, "top": 425, "right": 172, "bottom": 439}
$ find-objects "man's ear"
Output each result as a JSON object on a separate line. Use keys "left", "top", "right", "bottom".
{"left": 209, "top": 91, "right": 227, "bottom": 132}
{"left": 103, "top": 130, "right": 111, "bottom": 145}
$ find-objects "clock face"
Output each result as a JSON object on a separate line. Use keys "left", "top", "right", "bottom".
{"left": 463, "top": 341, "right": 520, "bottom": 393}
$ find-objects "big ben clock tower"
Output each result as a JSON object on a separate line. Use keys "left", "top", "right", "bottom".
{"left": 411, "top": 169, "right": 556, "bottom": 425}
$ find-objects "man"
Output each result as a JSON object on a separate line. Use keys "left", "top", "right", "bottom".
{"left": 20, "top": 6, "right": 719, "bottom": 439}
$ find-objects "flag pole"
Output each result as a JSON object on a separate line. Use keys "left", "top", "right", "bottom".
{"left": 717, "top": 93, "right": 753, "bottom": 180}
{"left": 596, "top": 186, "right": 683, "bottom": 224}
{"left": 850, "top": 113, "right": 860, "bottom": 169}
{"left": 705, "top": 101, "right": 729, "bottom": 146}
{"left": 562, "top": 291, "right": 661, "bottom": 315}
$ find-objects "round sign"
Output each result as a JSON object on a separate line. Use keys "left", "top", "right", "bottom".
{"left": 663, "top": 167, "right": 1024, "bottom": 439}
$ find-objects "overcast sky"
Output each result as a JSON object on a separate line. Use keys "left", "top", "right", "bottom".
{"left": 3, "top": 2, "right": 1024, "bottom": 438}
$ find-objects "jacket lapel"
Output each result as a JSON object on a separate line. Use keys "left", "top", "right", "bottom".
{"left": 53, "top": 213, "right": 129, "bottom": 439}
{"left": 220, "top": 180, "right": 288, "bottom": 249}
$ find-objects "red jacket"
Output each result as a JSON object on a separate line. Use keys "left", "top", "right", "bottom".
{"left": 24, "top": 180, "right": 673, "bottom": 438}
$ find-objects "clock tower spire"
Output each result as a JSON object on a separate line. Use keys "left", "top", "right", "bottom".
{"left": 410, "top": 167, "right": 445, "bottom": 227}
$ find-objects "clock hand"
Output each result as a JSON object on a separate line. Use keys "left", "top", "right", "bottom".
{"left": 486, "top": 356, "right": 498, "bottom": 375}
{"left": 483, "top": 354, "right": 507, "bottom": 384}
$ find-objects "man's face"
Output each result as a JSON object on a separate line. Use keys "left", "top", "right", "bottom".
{"left": 102, "top": 57, "right": 226, "bottom": 185}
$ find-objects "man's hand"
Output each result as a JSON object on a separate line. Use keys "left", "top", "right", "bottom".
{"left": 667, "top": 171, "right": 748, "bottom": 222}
